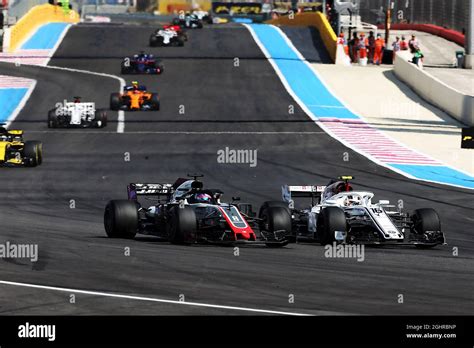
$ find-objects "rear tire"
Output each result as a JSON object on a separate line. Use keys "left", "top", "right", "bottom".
{"left": 167, "top": 206, "right": 196, "bottom": 244}
{"left": 95, "top": 109, "right": 107, "bottom": 128}
{"left": 104, "top": 200, "right": 138, "bottom": 239}
{"left": 318, "top": 207, "right": 346, "bottom": 245}
{"left": 150, "top": 93, "right": 160, "bottom": 110}
{"left": 110, "top": 93, "right": 121, "bottom": 111}
{"left": 149, "top": 35, "right": 161, "bottom": 47}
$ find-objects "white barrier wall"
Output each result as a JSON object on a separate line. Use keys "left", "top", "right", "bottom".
{"left": 394, "top": 51, "right": 474, "bottom": 127}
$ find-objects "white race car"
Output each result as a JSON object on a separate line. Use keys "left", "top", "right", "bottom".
{"left": 259, "top": 176, "right": 445, "bottom": 248}
{"left": 48, "top": 98, "right": 107, "bottom": 128}
{"left": 149, "top": 28, "right": 185, "bottom": 47}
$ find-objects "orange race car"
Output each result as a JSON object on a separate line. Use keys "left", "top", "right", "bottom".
{"left": 110, "top": 81, "right": 160, "bottom": 111}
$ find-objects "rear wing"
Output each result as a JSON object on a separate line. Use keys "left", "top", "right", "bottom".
{"left": 282, "top": 185, "right": 326, "bottom": 205}
{"left": 127, "top": 183, "right": 174, "bottom": 200}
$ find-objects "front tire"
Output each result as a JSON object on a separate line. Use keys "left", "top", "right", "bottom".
{"left": 318, "top": 207, "right": 346, "bottom": 245}
{"left": 95, "top": 109, "right": 107, "bottom": 128}
{"left": 48, "top": 109, "right": 58, "bottom": 128}
{"left": 412, "top": 208, "right": 441, "bottom": 234}
{"left": 411, "top": 208, "right": 442, "bottom": 248}
{"left": 104, "top": 200, "right": 138, "bottom": 239}
{"left": 260, "top": 206, "right": 291, "bottom": 244}
{"left": 23, "top": 141, "right": 42, "bottom": 167}
{"left": 167, "top": 206, "right": 197, "bottom": 244}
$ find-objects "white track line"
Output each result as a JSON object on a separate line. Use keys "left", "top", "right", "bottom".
{"left": 0, "top": 280, "right": 311, "bottom": 316}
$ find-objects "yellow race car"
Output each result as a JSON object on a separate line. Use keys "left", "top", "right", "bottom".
{"left": 0, "top": 126, "right": 43, "bottom": 167}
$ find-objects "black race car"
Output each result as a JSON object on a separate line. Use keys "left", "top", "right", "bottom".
{"left": 172, "top": 13, "right": 203, "bottom": 29}
{"left": 104, "top": 175, "right": 290, "bottom": 247}
{"left": 121, "top": 52, "right": 164, "bottom": 74}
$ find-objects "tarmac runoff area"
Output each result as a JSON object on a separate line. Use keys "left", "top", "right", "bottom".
{"left": 312, "top": 63, "right": 474, "bottom": 177}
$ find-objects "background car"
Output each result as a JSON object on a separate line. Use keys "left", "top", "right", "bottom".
{"left": 121, "top": 52, "right": 164, "bottom": 75}
{"left": 110, "top": 85, "right": 160, "bottom": 111}
{"left": 0, "top": 126, "right": 42, "bottom": 167}
{"left": 172, "top": 13, "right": 204, "bottom": 29}
{"left": 48, "top": 98, "right": 107, "bottom": 128}
{"left": 149, "top": 28, "right": 185, "bottom": 47}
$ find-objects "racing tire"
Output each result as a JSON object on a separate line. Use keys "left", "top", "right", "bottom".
{"left": 110, "top": 93, "right": 121, "bottom": 111}
{"left": 95, "top": 109, "right": 107, "bottom": 128}
{"left": 197, "top": 21, "right": 203, "bottom": 29}
{"left": 48, "top": 109, "right": 58, "bottom": 128}
{"left": 259, "top": 201, "right": 293, "bottom": 241}
{"left": 156, "top": 63, "right": 164, "bottom": 74}
{"left": 259, "top": 206, "right": 291, "bottom": 246}
{"left": 174, "top": 36, "right": 185, "bottom": 47}
{"left": 150, "top": 93, "right": 160, "bottom": 111}
{"left": 259, "top": 201, "right": 291, "bottom": 217}
{"left": 318, "top": 207, "right": 346, "bottom": 245}
{"left": 411, "top": 208, "right": 441, "bottom": 249}
{"left": 149, "top": 35, "right": 161, "bottom": 47}
{"left": 412, "top": 208, "right": 441, "bottom": 234}
{"left": 23, "top": 141, "right": 42, "bottom": 167}
{"left": 104, "top": 200, "right": 138, "bottom": 239}
{"left": 167, "top": 206, "right": 197, "bottom": 244}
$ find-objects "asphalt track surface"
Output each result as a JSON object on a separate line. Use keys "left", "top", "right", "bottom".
{"left": 0, "top": 24, "right": 473, "bottom": 315}
{"left": 280, "top": 26, "right": 332, "bottom": 63}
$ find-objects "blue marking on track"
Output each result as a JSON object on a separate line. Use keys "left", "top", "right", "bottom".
{"left": 21, "top": 23, "right": 69, "bottom": 50}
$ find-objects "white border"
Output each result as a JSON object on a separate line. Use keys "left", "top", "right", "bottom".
{"left": 243, "top": 24, "right": 474, "bottom": 190}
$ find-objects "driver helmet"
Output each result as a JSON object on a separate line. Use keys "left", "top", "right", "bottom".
{"left": 131, "top": 81, "right": 139, "bottom": 89}
{"left": 335, "top": 181, "right": 353, "bottom": 194}
{"left": 193, "top": 193, "right": 212, "bottom": 204}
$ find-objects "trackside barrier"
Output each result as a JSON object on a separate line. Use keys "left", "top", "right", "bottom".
{"left": 394, "top": 51, "right": 474, "bottom": 127}
{"left": 266, "top": 12, "right": 338, "bottom": 63}
{"left": 157, "top": 0, "right": 211, "bottom": 14}
{"left": 378, "top": 23, "right": 465, "bottom": 47}
{"left": 8, "top": 4, "right": 80, "bottom": 52}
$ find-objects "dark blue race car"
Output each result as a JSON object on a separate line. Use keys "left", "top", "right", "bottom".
{"left": 121, "top": 52, "right": 164, "bottom": 75}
